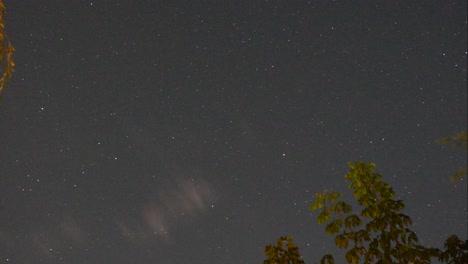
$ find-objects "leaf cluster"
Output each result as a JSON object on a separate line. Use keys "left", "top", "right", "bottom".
{"left": 439, "top": 235, "right": 468, "bottom": 263}
{"left": 436, "top": 131, "right": 468, "bottom": 181}
{"left": 263, "top": 236, "right": 305, "bottom": 264}
{"left": 437, "top": 132, "right": 468, "bottom": 151}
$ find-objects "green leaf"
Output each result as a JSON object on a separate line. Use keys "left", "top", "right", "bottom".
{"left": 318, "top": 210, "right": 330, "bottom": 224}
{"left": 326, "top": 220, "right": 341, "bottom": 234}
{"left": 310, "top": 200, "right": 323, "bottom": 210}
{"left": 335, "top": 235, "right": 349, "bottom": 249}
{"left": 345, "top": 250, "right": 359, "bottom": 264}
{"left": 321, "top": 254, "right": 335, "bottom": 264}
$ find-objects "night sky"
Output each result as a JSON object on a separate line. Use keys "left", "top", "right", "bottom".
{"left": 1, "top": 1, "right": 467, "bottom": 263}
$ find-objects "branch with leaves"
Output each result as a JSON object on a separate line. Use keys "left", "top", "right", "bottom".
{"left": 437, "top": 131, "right": 468, "bottom": 181}
{"left": 310, "top": 162, "right": 440, "bottom": 264}
{"left": 439, "top": 235, "right": 468, "bottom": 264}
{"left": 0, "top": 0, "right": 15, "bottom": 96}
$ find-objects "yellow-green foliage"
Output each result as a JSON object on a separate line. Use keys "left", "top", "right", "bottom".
{"left": 437, "top": 132, "right": 468, "bottom": 181}
{"left": 311, "top": 162, "right": 440, "bottom": 264}
{"left": 0, "top": 0, "right": 15, "bottom": 96}
{"left": 264, "top": 161, "right": 467, "bottom": 263}
{"left": 263, "top": 236, "right": 305, "bottom": 264}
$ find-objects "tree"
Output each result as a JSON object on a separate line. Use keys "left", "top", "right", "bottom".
{"left": 310, "top": 162, "right": 440, "bottom": 263}
{"left": 263, "top": 162, "right": 467, "bottom": 263}
{"left": 437, "top": 131, "right": 468, "bottom": 181}
{"left": 0, "top": 0, "right": 15, "bottom": 97}
{"left": 263, "top": 236, "right": 305, "bottom": 264}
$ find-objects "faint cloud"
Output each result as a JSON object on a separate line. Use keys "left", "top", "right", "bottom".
{"left": 115, "top": 219, "right": 148, "bottom": 243}
{"left": 59, "top": 215, "right": 86, "bottom": 245}
{"left": 142, "top": 204, "right": 174, "bottom": 244}
{"left": 158, "top": 178, "right": 215, "bottom": 216}
{"left": 118, "top": 177, "right": 216, "bottom": 244}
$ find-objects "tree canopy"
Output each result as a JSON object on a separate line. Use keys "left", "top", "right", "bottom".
{"left": 310, "top": 162, "right": 440, "bottom": 263}
{"left": 263, "top": 161, "right": 467, "bottom": 263}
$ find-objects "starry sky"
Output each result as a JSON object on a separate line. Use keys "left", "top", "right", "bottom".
{"left": 0, "top": 1, "right": 467, "bottom": 263}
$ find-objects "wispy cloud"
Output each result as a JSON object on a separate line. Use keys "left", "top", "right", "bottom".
{"left": 119, "top": 177, "right": 216, "bottom": 244}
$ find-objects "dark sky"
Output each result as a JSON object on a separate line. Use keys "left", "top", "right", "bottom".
{"left": 1, "top": 1, "right": 466, "bottom": 263}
